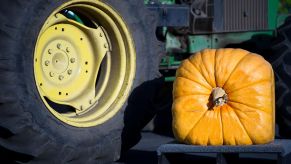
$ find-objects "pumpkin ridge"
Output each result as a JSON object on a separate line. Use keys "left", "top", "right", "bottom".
{"left": 226, "top": 79, "right": 271, "bottom": 94}
{"left": 184, "top": 110, "right": 209, "bottom": 143}
{"left": 228, "top": 96, "right": 272, "bottom": 111}
{"left": 222, "top": 52, "right": 250, "bottom": 88}
{"left": 176, "top": 59, "right": 212, "bottom": 89}
{"left": 176, "top": 76, "right": 212, "bottom": 92}
{"left": 225, "top": 106, "right": 254, "bottom": 144}
{"left": 200, "top": 49, "right": 216, "bottom": 87}
{"left": 227, "top": 100, "right": 270, "bottom": 114}
{"left": 224, "top": 61, "right": 269, "bottom": 92}
{"left": 214, "top": 48, "right": 240, "bottom": 87}
{"left": 230, "top": 106, "right": 268, "bottom": 144}
{"left": 228, "top": 103, "right": 270, "bottom": 137}
{"left": 188, "top": 54, "right": 215, "bottom": 88}
{"left": 232, "top": 108, "right": 266, "bottom": 129}
{"left": 223, "top": 107, "right": 236, "bottom": 145}
{"left": 214, "top": 49, "right": 219, "bottom": 87}
{"left": 203, "top": 108, "right": 223, "bottom": 145}
{"left": 172, "top": 95, "right": 209, "bottom": 141}
{"left": 178, "top": 66, "right": 212, "bottom": 89}
{"left": 219, "top": 104, "right": 224, "bottom": 144}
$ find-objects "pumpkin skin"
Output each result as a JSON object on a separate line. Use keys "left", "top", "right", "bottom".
{"left": 172, "top": 48, "right": 275, "bottom": 145}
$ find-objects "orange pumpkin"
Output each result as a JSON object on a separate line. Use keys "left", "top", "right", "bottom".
{"left": 172, "top": 48, "right": 275, "bottom": 145}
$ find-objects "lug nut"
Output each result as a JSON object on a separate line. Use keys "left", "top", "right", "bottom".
{"left": 45, "top": 60, "right": 50, "bottom": 66}
{"left": 49, "top": 72, "right": 55, "bottom": 77}
{"left": 66, "top": 47, "right": 70, "bottom": 53}
{"left": 59, "top": 75, "right": 64, "bottom": 80}
{"left": 100, "top": 33, "right": 103, "bottom": 37}
{"left": 67, "top": 69, "right": 72, "bottom": 75}
{"left": 104, "top": 43, "right": 108, "bottom": 48}
{"left": 57, "top": 43, "right": 61, "bottom": 49}
{"left": 48, "top": 49, "right": 52, "bottom": 54}
{"left": 70, "top": 58, "right": 76, "bottom": 63}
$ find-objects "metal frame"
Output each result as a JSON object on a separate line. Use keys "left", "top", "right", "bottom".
{"left": 157, "top": 139, "right": 291, "bottom": 164}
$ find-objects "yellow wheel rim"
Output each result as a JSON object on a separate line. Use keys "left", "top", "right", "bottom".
{"left": 34, "top": 0, "right": 136, "bottom": 127}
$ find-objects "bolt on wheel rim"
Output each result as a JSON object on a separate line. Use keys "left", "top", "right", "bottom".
{"left": 34, "top": 0, "right": 136, "bottom": 127}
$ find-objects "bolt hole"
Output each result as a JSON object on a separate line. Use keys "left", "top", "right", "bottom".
{"left": 55, "top": 27, "right": 57, "bottom": 30}
{"left": 40, "top": 83, "right": 43, "bottom": 86}
{"left": 62, "top": 28, "right": 64, "bottom": 32}
{"left": 66, "top": 93, "right": 68, "bottom": 96}
{"left": 35, "top": 59, "right": 37, "bottom": 62}
{"left": 56, "top": 60, "right": 58, "bottom": 63}
{"left": 86, "top": 70, "right": 88, "bottom": 73}
{"left": 85, "top": 61, "right": 88, "bottom": 65}
{"left": 80, "top": 38, "right": 83, "bottom": 41}
{"left": 59, "top": 92, "right": 62, "bottom": 95}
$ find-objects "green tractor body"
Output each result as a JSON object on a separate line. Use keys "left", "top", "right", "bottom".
{"left": 147, "top": 0, "right": 289, "bottom": 81}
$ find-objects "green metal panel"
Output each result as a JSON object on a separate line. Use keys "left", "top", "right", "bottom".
{"left": 268, "top": 0, "right": 279, "bottom": 29}
{"left": 211, "top": 31, "right": 274, "bottom": 49}
{"left": 160, "top": 55, "right": 181, "bottom": 68}
{"left": 188, "top": 36, "right": 211, "bottom": 53}
{"left": 188, "top": 31, "right": 274, "bottom": 53}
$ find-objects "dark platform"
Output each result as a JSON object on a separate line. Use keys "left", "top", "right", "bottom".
{"left": 157, "top": 139, "right": 291, "bottom": 164}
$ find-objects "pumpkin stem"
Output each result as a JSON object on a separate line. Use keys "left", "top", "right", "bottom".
{"left": 212, "top": 87, "right": 228, "bottom": 106}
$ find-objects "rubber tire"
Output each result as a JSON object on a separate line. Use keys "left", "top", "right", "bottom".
{"left": 269, "top": 17, "right": 291, "bottom": 138}
{"left": 0, "top": 0, "right": 162, "bottom": 163}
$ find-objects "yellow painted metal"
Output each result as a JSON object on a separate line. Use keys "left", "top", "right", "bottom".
{"left": 35, "top": 15, "right": 109, "bottom": 112}
{"left": 34, "top": 0, "right": 136, "bottom": 127}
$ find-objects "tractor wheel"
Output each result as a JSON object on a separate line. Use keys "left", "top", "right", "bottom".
{"left": 270, "top": 17, "right": 291, "bottom": 138}
{"left": 0, "top": 0, "right": 161, "bottom": 163}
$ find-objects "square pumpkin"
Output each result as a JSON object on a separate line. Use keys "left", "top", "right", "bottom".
{"left": 172, "top": 48, "right": 275, "bottom": 145}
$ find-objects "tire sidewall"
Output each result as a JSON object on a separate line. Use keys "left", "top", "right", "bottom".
{"left": 271, "top": 18, "right": 291, "bottom": 138}
{"left": 20, "top": 0, "right": 151, "bottom": 148}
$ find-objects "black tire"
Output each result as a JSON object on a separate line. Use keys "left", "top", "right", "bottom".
{"left": 0, "top": 0, "right": 162, "bottom": 163}
{"left": 269, "top": 17, "right": 291, "bottom": 138}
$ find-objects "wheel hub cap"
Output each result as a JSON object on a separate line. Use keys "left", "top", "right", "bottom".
{"left": 33, "top": 1, "right": 136, "bottom": 127}
{"left": 35, "top": 16, "right": 109, "bottom": 113}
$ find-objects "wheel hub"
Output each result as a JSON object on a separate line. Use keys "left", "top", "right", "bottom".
{"left": 51, "top": 52, "right": 69, "bottom": 73}
{"left": 44, "top": 43, "right": 72, "bottom": 75}
{"left": 35, "top": 17, "right": 109, "bottom": 112}
{"left": 33, "top": 1, "right": 136, "bottom": 127}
